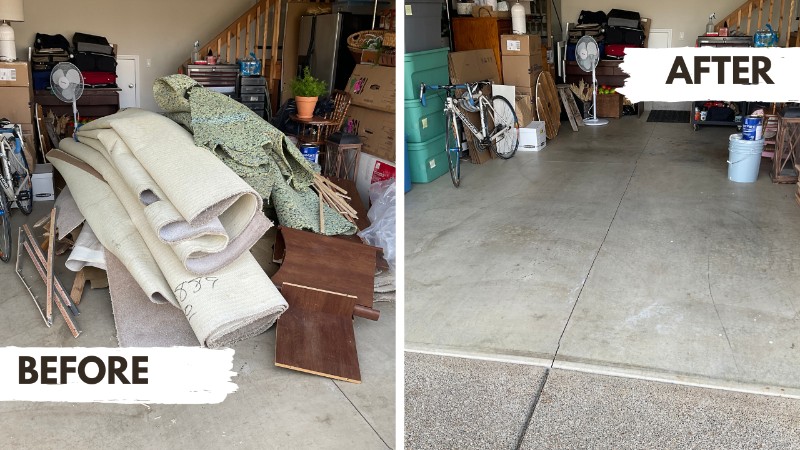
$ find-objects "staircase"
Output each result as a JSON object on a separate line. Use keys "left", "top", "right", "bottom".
{"left": 716, "top": 0, "right": 800, "bottom": 46}
{"left": 179, "top": 0, "right": 333, "bottom": 113}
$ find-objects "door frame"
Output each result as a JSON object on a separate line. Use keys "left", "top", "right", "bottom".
{"left": 116, "top": 55, "right": 140, "bottom": 108}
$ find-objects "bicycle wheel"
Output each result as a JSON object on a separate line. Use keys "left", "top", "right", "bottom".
{"left": 11, "top": 150, "right": 33, "bottom": 215}
{"left": 444, "top": 111, "right": 461, "bottom": 187}
{"left": 0, "top": 189, "right": 11, "bottom": 262}
{"left": 488, "top": 95, "right": 519, "bottom": 159}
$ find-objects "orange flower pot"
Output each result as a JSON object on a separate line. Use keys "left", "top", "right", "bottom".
{"left": 295, "top": 96, "right": 318, "bottom": 119}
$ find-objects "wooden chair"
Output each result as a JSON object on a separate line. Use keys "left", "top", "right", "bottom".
{"left": 294, "top": 90, "right": 351, "bottom": 167}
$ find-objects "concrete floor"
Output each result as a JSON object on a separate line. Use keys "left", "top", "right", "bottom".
{"left": 406, "top": 352, "right": 800, "bottom": 449}
{"left": 0, "top": 202, "right": 395, "bottom": 449}
{"left": 406, "top": 116, "right": 800, "bottom": 395}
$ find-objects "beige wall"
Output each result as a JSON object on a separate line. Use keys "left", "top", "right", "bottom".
{"left": 560, "top": 0, "right": 749, "bottom": 47}
{"left": 15, "top": 0, "right": 256, "bottom": 111}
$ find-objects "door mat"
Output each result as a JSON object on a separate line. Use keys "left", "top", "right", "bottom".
{"left": 647, "top": 110, "right": 691, "bottom": 123}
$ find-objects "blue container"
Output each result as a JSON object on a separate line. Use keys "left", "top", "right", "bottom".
{"left": 404, "top": 47, "right": 450, "bottom": 100}
{"left": 404, "top": 139, "right": 412, "bottom": 193}
{"left": 742, "top": 116, "right": 762, "bottom": 140}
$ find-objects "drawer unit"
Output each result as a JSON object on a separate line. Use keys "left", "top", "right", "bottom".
{"left": 240, "top": 93, "right": 266, "bottom": 103}
{"left": 240, "top": 85, "right": 266, "bottom": 94}
{"left": 186, "top": 64, "right": 238, "bottom": 87}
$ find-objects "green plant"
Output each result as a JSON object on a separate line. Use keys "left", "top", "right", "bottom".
{"left": 291, "top": 67, "right": 327, "bottom": 97}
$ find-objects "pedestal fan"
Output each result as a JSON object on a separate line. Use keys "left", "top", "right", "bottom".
{"left": 50, "top": 62, "right": 84, "bottom": 138}
{"left": 575, "top": 36, "right": 608, "bottom": 126}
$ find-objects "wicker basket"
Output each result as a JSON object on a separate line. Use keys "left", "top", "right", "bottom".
{"left": 347, "top": 30, "right": 388, "bottom": 53}
{"left": 383, "top": 32, "right": 395, "bottom": 48}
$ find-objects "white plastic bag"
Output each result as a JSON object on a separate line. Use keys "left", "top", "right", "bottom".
{"left": 358, "top": 179, "right": 396, "bottom": 272}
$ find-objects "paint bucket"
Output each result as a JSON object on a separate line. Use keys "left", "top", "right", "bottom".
{"left": 299, "top": 144, "right": 320, "bottom": 164}
{"left": 742, "top": 115, "right": 763, "bottom": 140}
{"left": 727, "top": 134, "right": 764, "bottom": 183}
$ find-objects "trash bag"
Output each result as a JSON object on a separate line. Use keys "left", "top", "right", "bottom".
{"left": 358, "top": 179, "right": 396, "bottom": 272}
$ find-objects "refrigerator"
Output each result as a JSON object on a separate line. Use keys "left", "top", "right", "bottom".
{"left": 295, "top": 13, "right": 374, "bottom": 95}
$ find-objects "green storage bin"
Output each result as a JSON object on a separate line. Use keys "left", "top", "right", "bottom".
{"left": 408, "top": 132, "right": 449, "bottom": 183}
{"left": 405, "top": 91, "right": 446, "bottom": 143}
{"left": 404, "top": 47, "right": 450, "bottom": 100}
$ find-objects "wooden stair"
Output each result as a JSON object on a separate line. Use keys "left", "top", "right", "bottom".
{"left": 716, "top": 0, "right": 800, "bottom": 47}
{"left": 179, "top": 0, "right": 334, "bottom": 114}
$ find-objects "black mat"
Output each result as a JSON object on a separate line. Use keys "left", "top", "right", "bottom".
{"left": 647, "top": 110, "right": 691, "bottom": 123}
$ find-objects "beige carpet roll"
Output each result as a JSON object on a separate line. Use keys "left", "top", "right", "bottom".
{"left": 48, "top": 149, "right": 288, "bottom": 348}
{"left": 69, "top": 108, "right": 269, "bottom": 275}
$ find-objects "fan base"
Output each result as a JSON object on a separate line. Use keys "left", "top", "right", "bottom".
{"left": 584, "top": 118, "right": 609, "bottom": 126}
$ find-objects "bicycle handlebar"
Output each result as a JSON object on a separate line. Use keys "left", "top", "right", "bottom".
{"left": 419, "top": 80, "right": 492, "bottom": 106}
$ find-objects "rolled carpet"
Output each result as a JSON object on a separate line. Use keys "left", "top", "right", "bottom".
{"left": 74, "top": 108, "right": 269, "bottom": 275}
{"left": 48, "top": 149, "right": 288, "bottom": 348}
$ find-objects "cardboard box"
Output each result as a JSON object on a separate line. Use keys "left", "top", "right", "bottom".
{"left": 448, "top": 49, "right": 501, "bottom": 84}
{"left": 501, "top": 34, "right": 541, "bottom": 56}
{"left": 501, "top": 53, "right": 544, "bottom": 87}
{"left": 519, "top": 121, "right": 546, "bottom": 151}
{"left": 32, "top": 163, "right": 54, "bottom": 201}
{"left": 343, "top": 105, "right": 395, "bottom": 162}
{"left": 0, "top": 87, "right": 32, "bottom": 124}
{"left": 0, "top": 61, "right": 30, "bottom": 87}
{"left": 346, "top": 64, "right": 395, "bottom": 113}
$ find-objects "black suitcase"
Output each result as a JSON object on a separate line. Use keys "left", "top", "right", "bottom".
{"left": 607, "top": 9, "right": 641, "bottom": 28}
{"left": 578, "top": 10, "right": 607, "bottom": 25}
{"left": 73, "top": 32, "right": 114, "bottom": 55}
{"left": 605, "top": 26, "right": 645, "bottom": 46}
{"left": 73, "top": 52, "right": 117, "bottom": 72}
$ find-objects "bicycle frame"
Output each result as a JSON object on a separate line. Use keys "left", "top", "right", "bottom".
{"left": 444, "top": 95, "right": 492, "bottom": 143}
{"left": 0, "top": 135, "right": 30, "bottom": 204}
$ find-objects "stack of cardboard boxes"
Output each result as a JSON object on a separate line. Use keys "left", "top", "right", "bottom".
{"left": 343, "top": 63, "right": 396, "bottom": 204}
{"left": 500, "top": 34, "right": 547, "bottom": 151}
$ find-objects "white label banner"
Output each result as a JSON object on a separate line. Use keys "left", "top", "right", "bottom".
{"left": 617, "top": 47, "right": 800, "bottom": 103}
{"left": 0, "top": 347, "right": 237, "bottom": 404}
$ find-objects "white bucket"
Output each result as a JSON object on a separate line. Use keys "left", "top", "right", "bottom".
{"left": 727, "top": 134, "right": 764, "bottom": 183}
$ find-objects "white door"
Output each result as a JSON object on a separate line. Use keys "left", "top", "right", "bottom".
{"left": 116, "top": 55, "right": 139, "bottom": 108}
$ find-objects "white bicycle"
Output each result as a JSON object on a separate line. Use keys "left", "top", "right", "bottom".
{"left": 0, "top": 122, "right": 33, "bottom": 262}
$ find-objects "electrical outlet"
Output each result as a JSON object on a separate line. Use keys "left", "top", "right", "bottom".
{"left": 679, "top": 32, "right": 685, "bottom": 40}
{"left": 146, "top": 58, "right": 152, "bottom": 68}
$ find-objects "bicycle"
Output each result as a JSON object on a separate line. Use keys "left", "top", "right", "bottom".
{"left": 419, "top": 80, "right": 519, "bottom": 187}
{"left": 0, "top": 121, "right": 34, "bottom": 262}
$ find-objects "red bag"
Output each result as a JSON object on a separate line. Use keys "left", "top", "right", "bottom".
{"left": 82, "top": 71, "right": 117, "bottom": 86}
{"left": 604, "top": 44, "right": 639, "bottom": 60}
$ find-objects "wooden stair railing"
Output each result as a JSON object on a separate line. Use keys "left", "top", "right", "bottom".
{"left": 716, "top": 0, "right": 800, "bottom": 47}
{"left": 180, "top": 0, "right": 283, "bottom": 112}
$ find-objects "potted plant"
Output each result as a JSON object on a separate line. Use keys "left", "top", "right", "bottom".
{"left": 292, "top": 67, "right": 327, "bottom": 119}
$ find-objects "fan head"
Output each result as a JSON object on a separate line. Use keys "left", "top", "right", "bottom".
{"left": 50, "top": 62, "right": 85, "bottom": 103}
{"left": 575, "top": 36, "right": 600, "bottom": 72}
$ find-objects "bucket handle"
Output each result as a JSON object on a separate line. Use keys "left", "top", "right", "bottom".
{"left": 727, "top": 155, "right": 757, "bottom": 165}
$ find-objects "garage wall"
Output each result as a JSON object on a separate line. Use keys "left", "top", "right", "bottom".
{"left": 14, "top": 0, "right": 257, "bottom": 111}
{"left": 560, "top": 0, "right": 746, "bottom": 48}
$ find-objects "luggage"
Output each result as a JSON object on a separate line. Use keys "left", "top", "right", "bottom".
{"left": 578, "top": 10, "right": 607, "bottom": 25}
{"left": 607, "top": 9, "right": 641, "bottom": 28}
{"left": 31, "top": 49, "right": 71, "bottom": 71}
{"left": 73, "top": 52, "right": 117, "bottom": 72}
{"left": 604, "top": 44, "right": 638, "bottom": 59}
{"left": 73, "top": 32, "right": 114, "bottom": 55}
{"left": 568, "top": 24, "right": 603, "bottom": 44}
{"left": 82, "top": 71, "right": 117, "bottom": 87}
{"left": 34, "top": 33, "right": 71, "bottom": 52}
{"left": 605, "top": 26, "right": 645, "bottom": 46}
